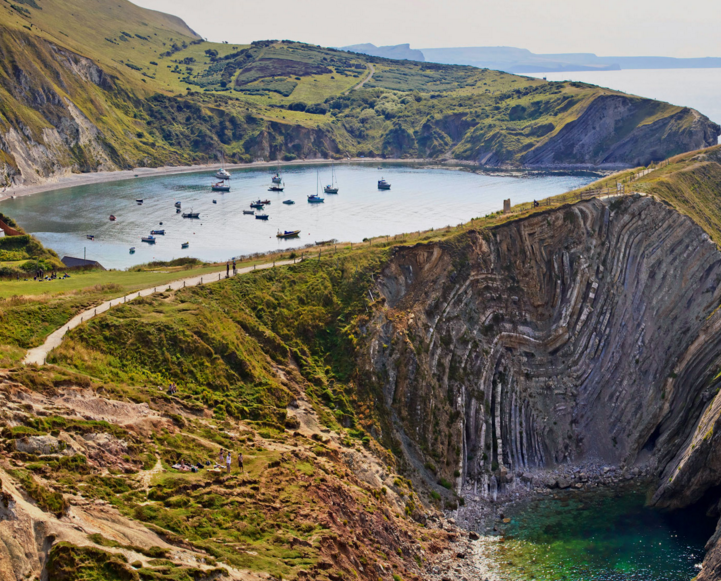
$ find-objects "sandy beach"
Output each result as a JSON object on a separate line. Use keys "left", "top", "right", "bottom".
{"left": 0, "top": 157, "right": 443, "bottom": 202}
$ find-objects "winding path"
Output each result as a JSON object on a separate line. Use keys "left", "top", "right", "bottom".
{"left": 23, "top": 259, "right": 294, "bottom": 366}
{"left": 350, "top": 63, "right": 375, "bottom": 93}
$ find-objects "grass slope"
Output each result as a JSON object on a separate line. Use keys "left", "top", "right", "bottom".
{"left": 0, "top": 0, "right": 713, "bottom": 182}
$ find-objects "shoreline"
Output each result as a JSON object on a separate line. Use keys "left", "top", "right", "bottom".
{"left": 0, "top": 158, "right": 434, "bottom": 202}
{"left": 0, "top": 158, "right": 610, "bottom": 203}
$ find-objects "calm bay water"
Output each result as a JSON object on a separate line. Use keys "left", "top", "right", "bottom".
{"left": 528, "top": 68, "right": 721, "bottom": 129}
{"left": 2, "top": 164, "right": 594, "bottom": 269}
{"left": 488, "top": 487, "right": 713, "bottom": 580}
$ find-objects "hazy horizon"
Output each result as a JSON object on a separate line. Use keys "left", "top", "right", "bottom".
{"left": 131, "top": 0, "right": 721, "bottom": 58}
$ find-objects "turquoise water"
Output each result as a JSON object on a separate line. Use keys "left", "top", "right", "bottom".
{"left": 0, "top": 164, "right": 594, "bottom": 269}
{"left": 488, "top": 487, "right": 713, "bottom": 580}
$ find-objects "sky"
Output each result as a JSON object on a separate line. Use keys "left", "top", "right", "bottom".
{"left": 132, "top": 0, "right": 721, "bottom": 58}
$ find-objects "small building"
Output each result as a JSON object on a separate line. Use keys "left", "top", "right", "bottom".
{"left": 61, "top": 256, "right": 106, "bottom": 270}
{"left": 503, "top": 198, "right": 511, "bottom": 214}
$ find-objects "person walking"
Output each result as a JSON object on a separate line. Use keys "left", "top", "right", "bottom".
{"left": 232, "top": 259, "right": 236, "bottom": 275}
{"left": 226, "top": 451, "right": 232, "bottom": 474}
{"left": 218, "top": 448, "right": 224, "bottom": 467}
{"left": 226, "top": 262, "right": 230, "bottom": 278}
{"left": 238, "top": 452, "right": 244, "bottom": 473}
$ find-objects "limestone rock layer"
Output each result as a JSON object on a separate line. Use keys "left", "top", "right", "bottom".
{"left": 369, "top": 196, "right": 721, "bottom": 502}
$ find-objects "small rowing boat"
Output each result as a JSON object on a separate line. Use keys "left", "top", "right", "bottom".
{"left": 243, "top": 210, "right": 255, "bottom": 215}
{"left": 277, "top": 229, "right": 300, "bottom": 239}
{"left": 109, "top": 215, "right": 117, "bottom": 221}
{"left": 182, "top": 211, "right": 200, "bottom": 219}
{"left": 141, "top": 235, "right": 156, "bottom": 244}
{"left": 181, "top": 242, "right": 189, "bottom": 249}
{"left": 255, "top": 214, "right": 269, "bottom": 220}
{"left": 150, "top": 229, "right": 165, "bottom": 235}
{"left": 136, "top": 199, "right": 143, "bottom": 205}
{"left": 282, "top": 199, "right": 295, "bottom": 205}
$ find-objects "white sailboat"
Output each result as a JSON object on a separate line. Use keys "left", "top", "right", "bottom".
{"left": 215, "top": 152, "right": 231, "bottom": 180}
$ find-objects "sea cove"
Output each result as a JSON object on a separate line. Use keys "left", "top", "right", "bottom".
{"left": 2, "top": 164, "right": 595, "bottom": 269}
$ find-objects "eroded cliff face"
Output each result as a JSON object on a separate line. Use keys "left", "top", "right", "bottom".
{"left": 521, "top": 95, "right": 721, "bottom": 168}
{"left": 366, "top": 197, "right": 721, "bottom": 499}
{"left": 0, "top": 29, "right": 130, "bottom": 185}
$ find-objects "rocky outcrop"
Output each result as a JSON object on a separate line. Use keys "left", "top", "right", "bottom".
{"left": 522, "top": 95, "right": 721, "bottom": 167}
{"left": 364, "top": 196, "right": 721, "bottom": 544}
{"left": 0, "top": 28, "right": 131, "bottom": 186}
{"left": 370, "top": 196, "right": 721, "bottom": 486}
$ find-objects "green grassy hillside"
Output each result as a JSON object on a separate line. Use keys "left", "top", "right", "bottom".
{"left": 3, "top": 142, "right": 721, "bottom": 580}
{"left": 0, "top": 0, "right": 718, "bottom": 187}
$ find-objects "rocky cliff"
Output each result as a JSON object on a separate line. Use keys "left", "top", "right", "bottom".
{"left": 364, "top": 194, "right": 721, "bottom": 572}
{"left": 521, "top": 95, "right": 720, "bottom": 167}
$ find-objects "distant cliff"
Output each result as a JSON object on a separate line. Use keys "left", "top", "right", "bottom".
{"left": 422, "top": 46, "right": 721, "bottom": 73}
{"left": 341, "top": 43, "right": 426, "bottom": 62}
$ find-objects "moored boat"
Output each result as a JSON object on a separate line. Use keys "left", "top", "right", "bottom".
{"left": 109, "top": 215, "right": 117, "bottom": 221}
{"left": 182, "top": 211, "right": 200, "bottom": 219}
{"left": 136, "top": 199, "right": 143, "bottom": 205}
{"left": 309, "top": 169, "right": 325, "bottom": 203}
{"left": 378, "top": 178, "right": 391, "bottom": 190}
{"left": 211, "top": 181, "right": 230, "bottom": 192}
{"left": 255, "top": 213, "right": 269, "bottom": 220}
{"left": 268, "top": 185, "right": 284, "bottom": 192}
{"left": 282, "top": 199, "right": 295, "bottom": 205}
{"left": 150, "top": 229, "right": 165, "bottom": 235}
{"left": 250, "top": 202, "right": 264, "bottom": 210}
{"left": 141, "top": 235, "right": 156, "bottom": 244}
{"left": 324, "top": 161, "right": 339, "bottom": 194}
{"left": 181, "top": 242, "right": 189, "bottom": 249}
{"left": 213, "top": 199, "right": 217, "bottom": 204}
{"left": 276, "top": 229, "right": 300, "bottom": 239}
{"left": 176, "top": 208, "right": 181, "bottom": 213}
{"left": 243, "top": 209, "right": 255, "bottom": 215}
{"left": 86, "top": 234, "right": 95, "bottom": 240}
{"left": 129, "top": 247, "right": 136, "bottom": 254}
{"left": 260, "top": 199, "right": 271, "bottom": 205}
{"left": 175, "top": 201, "right": 181, "bottom": 208}
{"left": 215, "top": 168, "right": 231, "bottom": 180}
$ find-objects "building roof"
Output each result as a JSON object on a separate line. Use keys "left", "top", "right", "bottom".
{"left": 61, "top": 256, "right": 106, "bottom": 270}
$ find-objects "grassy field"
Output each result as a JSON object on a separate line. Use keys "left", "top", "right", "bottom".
{"left": 0, "top": 262, "right": 225, "bottom": 299}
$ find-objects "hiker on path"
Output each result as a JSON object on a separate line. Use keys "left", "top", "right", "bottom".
{"left": 226, "top": 451, "right": 232, "bottom": 473}
{"left": 232, "top": 260, "right": 236, "bottom": 275}
{"left": 238, "top": 452, "right": 244, "bottom": 472}
{"left": 226, "top": 262, "right": 230, "bottom": 278}
{"left": 218, "top": 449, "right": 224, "bottom": 466}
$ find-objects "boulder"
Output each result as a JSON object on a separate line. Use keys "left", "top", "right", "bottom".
{"left": 15, "top": 435, "right": 66, "bottom": 456}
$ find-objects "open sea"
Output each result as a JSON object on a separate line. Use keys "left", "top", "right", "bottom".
{"left": 1, "top": 164, "right": 594, "bottom": 269}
